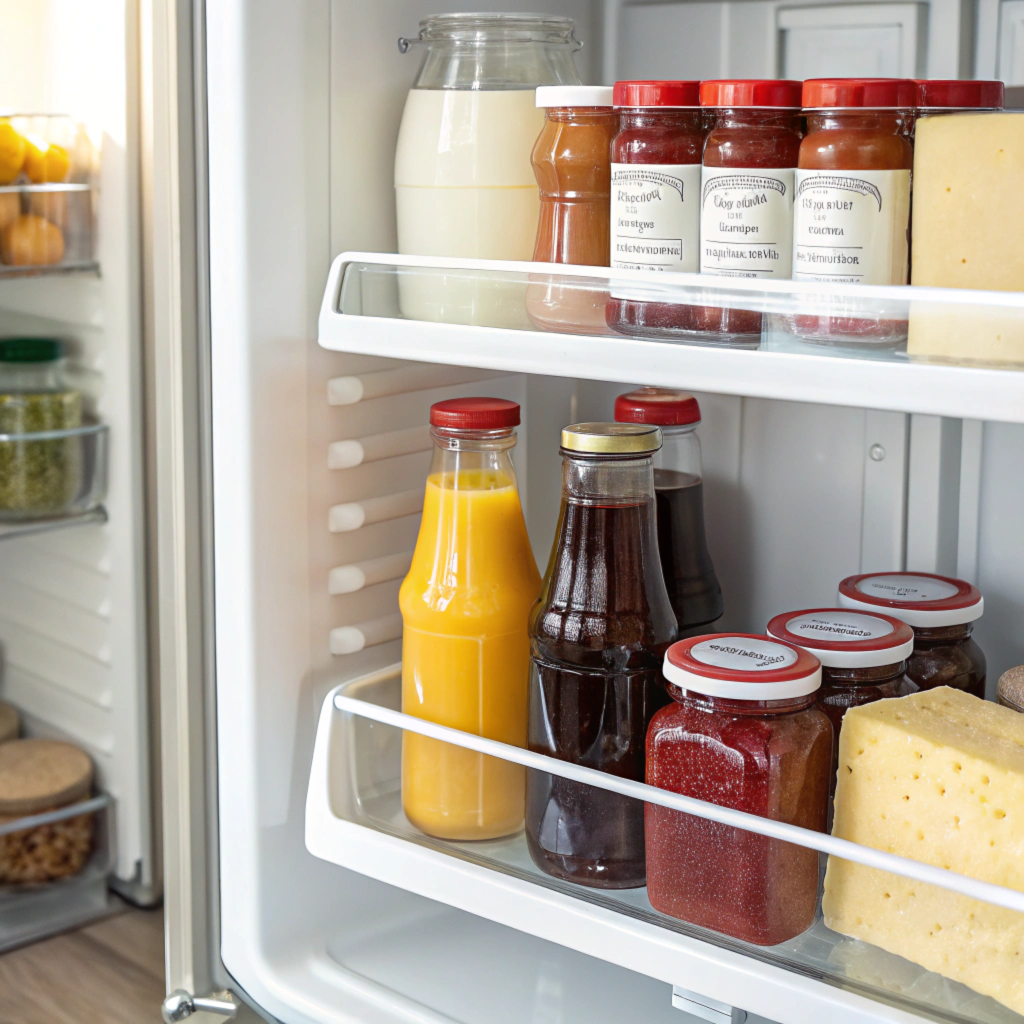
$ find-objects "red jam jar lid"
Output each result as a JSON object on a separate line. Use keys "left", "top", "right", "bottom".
{"left": 837, "top": 572, "right": 984, "bottom": 627}
{"left": 915, "top": 79, "right": 1004, "bottom": 110}
{"left": 664, "top": 633, "right": 821, "bottom": 699}
{"left": 430, "top": 397, "right": 520, "bottom": 430}
{"left": 614, "top": 388, "right": 700, "bottom": 427}
{"left": 802, "top": 78, "right": 917, "bottom": 110}
{"left": 700, "top": 79, "right": 803, "bottom": 108}
{"left": 767, "top": 608, "right": 914, "bottom": 668}
{"left": 613, "top": 80, "right": 701, "bottom": 108}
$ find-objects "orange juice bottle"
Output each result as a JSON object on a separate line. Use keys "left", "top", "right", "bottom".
{"left": 400, "top": 398, "right": 541, "bottom": 840}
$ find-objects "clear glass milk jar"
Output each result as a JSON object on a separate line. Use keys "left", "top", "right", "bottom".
{"left": 395, "top": 14, "right": 582, "bottom": 328}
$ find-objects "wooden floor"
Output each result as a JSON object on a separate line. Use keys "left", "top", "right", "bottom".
{"left": 0, "top": 898, "right": 165, "bottom": 1024}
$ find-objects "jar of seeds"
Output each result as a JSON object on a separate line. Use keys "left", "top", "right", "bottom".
{"left": 0, "top": 338, "right": 82, "bottom": 518}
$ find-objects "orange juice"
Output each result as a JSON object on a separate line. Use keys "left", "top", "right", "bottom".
{"left": 400, "top": 465, "right": 540, "bottom": 840}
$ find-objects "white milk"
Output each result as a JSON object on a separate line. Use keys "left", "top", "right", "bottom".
{"left": 394, "top": 89, "right": 544, "bottom": 327}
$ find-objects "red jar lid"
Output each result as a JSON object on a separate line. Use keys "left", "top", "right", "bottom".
{"left": 915, "top": 79, "right": 1004, "bottom": 110}
{"left": 767, "top": 608, "right": 914, "bottom": 668}
{"left": 837, "top": 572, "right": 984, "bottom": 628}
{"left": 664, "top": 633, "right": 821, "bottom": 699}
{"left": 430, "top": 397, "right": 520, "bottom": 430}
{"left": 802, "top": 78, "right": 917, "bottom": 109}
{"left": 700, "top": 79, "right": 803, "bottom": 108}
{"left": 613, "top": 80, "right": 701, "bottom": 108}
{"left": 614, "top": 388, "right": 700, "bottom": 427}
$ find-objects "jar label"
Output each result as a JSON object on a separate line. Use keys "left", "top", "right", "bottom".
{"left": 785, "top": 611, "right": 895, "bottom": 642}
{"left": 856, "top": 574, "right": 959, "bottom": 602}
{"left": 699, "top": 167, "right": 795, "bottom": 278}
{"left": 792, "top": 169, "right": 911, "bottom": 285}
{"left": 610, "top": 163, "right": 702, "bottom": 273}
{"left": 690, "top": 636, "right": 798, "bottom": 672}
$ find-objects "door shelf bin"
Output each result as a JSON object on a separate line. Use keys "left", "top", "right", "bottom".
{"left": 307, "top": 670, "right": 1024, "bottom": 1024}
{"left": 319, "top": 253, "right": 1024, "bottom": 426}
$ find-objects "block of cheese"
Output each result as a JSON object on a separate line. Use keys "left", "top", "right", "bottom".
{"left": 908, "top": 112, "right": 1024, "bottom": 363}
{"left": 823, "top": 687, "right": 1024, "bottom": 1014}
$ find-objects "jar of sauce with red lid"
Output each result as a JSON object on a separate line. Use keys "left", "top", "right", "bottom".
{"left": 605, "top": 81, "right": 705, "bottom": 339}
{"left": 837, "top": 572, "right": 987, "bottom": 699}
{"left": 646, "top": 634, "right": 831, "bottom": 945}
{"left": 788, "top": 78, "right": 916, "bottom": 345}
{"left": 692, "top": 79, "right": 804, "bottom": 345}
{"left": 767, "top": 608, "right": 916, "bottom": 799}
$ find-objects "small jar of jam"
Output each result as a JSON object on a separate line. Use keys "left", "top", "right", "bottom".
{"left": 837, "top": 572, "right": 986, "bottom": 699}
{"left": 691, "top": 79, "right": 803, "bottom": 345}
{"left": 605, "top": 80, "right": 705, "bottom": 339}
{"left": 787, "top": 78, "right": 916, "bottom": 346}
{"left": 646, "top": 634, "right": 831, "bottom": 945}
{"left": 914, "top": 79, "right": 1004, "bottom": 122}
{"left": 767, "top": 607, "right": 915, "bottom": 797}
{"left": 997, "top": 665, "right": 1024, "bottom": 713}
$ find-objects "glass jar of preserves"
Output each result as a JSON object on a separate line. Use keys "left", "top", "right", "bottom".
{"left": 767, "top": 607, "right": 915, "bottom": 797}
{"left": 997, "top": 665, "right": 1024, "bottom": 713}
{"left": 605, "top": 80, "right": 705, "bottom": 339}
{"left": 646, "top": 634, "right": 830, "bottom": 945}
{"left": 614, "top": 388, "right": 722, "bottom": 634}
{"left": 526, "top": 86, "right": 617, "bottom": 336}
{"left": 914, "top": 79, "right": 1004, "bottom": 121}
{"left": 527, "top": 423, "right": 677, "bottom": 889}
{"left": 788, "top": 78, "right": 916, "bottom": 345}
{"left": 837, "top": 572, "right": 986, "bottom": 699}
{"left": 692, "top": 79, "right": 804, "bottom": 345}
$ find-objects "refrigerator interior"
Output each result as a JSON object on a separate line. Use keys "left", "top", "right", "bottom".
{"left": 0, "top": 0, "right": 154, "bottom": 936}
{"left": 207, "top": 1, "right": 1024, "bottom": 1022}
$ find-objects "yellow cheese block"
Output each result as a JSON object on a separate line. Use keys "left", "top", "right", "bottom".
{"left": 823, "top": 687, "right": 1024, "bottom": 1014}
{"left": 908, "top": 112, "right": 1024, "bottom": 363}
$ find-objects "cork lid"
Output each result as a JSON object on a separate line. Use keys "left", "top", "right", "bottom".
{"left": 0, "top": 701, "right": 19, "bottom": 744}
{"left": 0, "top": 739, "right": 93, "bottom": 816}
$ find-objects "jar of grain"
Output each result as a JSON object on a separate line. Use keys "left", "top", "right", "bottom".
{"left": 0, "top": 738, "right": 94, "bottom": 884}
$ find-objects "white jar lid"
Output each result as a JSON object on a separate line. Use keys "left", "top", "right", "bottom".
{"left": 663, "top": 633, "right": 821, "bottom": 700}
{"left": 536, "top": 85, "right": 614, "bottom": 108}
{"left": 767, "top": 608, "right": 914, "bottom": 668}
{"left": 837, "top": 572, "right": 983, "bottom": 628}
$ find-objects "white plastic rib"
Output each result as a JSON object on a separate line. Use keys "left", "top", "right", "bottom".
{"left": 330, "top": 614, "right": 403, "bottom": 656}
{"left": 328, "top": 489, "right": 423, "bottom": 533}
{"left": 328, "top": 365, "right": 504, "bottom": 406}
{"left": 328, "top": 424, "right": 432, "bottom": 469}
{"left": 328, "top": 552, "right": 414, "bottom": 595}
{"left": 333, "top": 689, "right": 1024, "bottom": 916}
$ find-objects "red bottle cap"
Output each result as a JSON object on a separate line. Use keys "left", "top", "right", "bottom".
{"left": 614, "top": 388, "right": 701, "bottom": 427}
{"left": 429, "top": 397, "right": 520, "bottom": 430}
{"left": 700, "top": 79, "right": 803, "bottom": 108}
{"left": 613, "top": 80, "right": 701, "bottom": 108}
{"left": 802, "top": 78, "right": 917, "bottom": 109}
{"left": 915, "top": 79, "right": 1004, "bottom": 110}
{"left": 837, "top": 572, "right": 984, "bottom": 628}
{"left": 664, "top": 633, "right": 821, "bottom": 699}
{"left": 767, "top": 608, "right": 914, "bottom": 668}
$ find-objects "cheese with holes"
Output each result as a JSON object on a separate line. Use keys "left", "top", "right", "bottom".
{"left": 908, "top": 112, "right": 1024, "bottom": 363}
{"left": 823, "top": 687, "right": 1024, "bottom": 1013}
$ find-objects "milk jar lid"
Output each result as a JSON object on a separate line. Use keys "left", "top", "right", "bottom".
{"left": 767, "top": 608, "right": 915, "bottom": 667}
{"left": 915, "top": 79, "right": 1004, "bottom": 110}
{"left": 837, "top": 572, "right": 984, "bottom": 627}
{"left": 664, "top": 633, "right": 822, "bottom": 699}
{"left": 700, "top": 79, "right": 803, "bottom": 108}
{"left": 536, "top": 85, "right": 613, "bottom": 108}
{"left": 430, "top": 397, "right": 520, "bottom": 430}
{"left": 802, "top": 78, "right": 917, "bottom": 110}
{"left": 560, "top": 422, "right": 662, "bottom": 455}
{"left": 613, "top": 80, "right": 701, "bottom": 108}
{"left": 614, "top": 388, "right": 701, "bottom": 427}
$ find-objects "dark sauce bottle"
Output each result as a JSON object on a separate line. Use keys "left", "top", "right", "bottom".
{"left": 615, "top": 389, "right": 723, "bottom": 636}
{"left": 527, "top": 423, "right": 677, "bottom": 889}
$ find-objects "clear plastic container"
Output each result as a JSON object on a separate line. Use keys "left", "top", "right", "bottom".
{"left": 0, "top": 115, "right": 96, "bottom": 274}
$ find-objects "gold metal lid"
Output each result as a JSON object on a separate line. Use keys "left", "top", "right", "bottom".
{"left": 560, "top": 422, "right": 662, "bottom": 454}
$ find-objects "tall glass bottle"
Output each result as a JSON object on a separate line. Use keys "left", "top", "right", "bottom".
{"left": 526, "top": 423, "right": 677, "bottom": 888}
{"left": 615, "top": 389, "right": 723, "bottom": 635}
{"left": 400, "top": 398, "right": 541, "bottom": 840}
